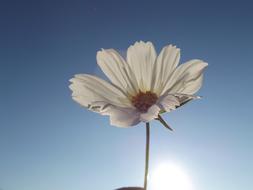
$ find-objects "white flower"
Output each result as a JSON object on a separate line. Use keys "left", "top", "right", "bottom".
{"left": 69, "top": 41, "right": 208, "bottom": 128}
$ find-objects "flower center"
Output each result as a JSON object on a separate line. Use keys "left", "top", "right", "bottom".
{"left": 131, "top": 91, "right": 158, "bottom": 113}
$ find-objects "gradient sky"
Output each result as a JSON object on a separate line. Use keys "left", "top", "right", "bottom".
{"left": 1, "top": 0, "right": 253, "bottom": 190}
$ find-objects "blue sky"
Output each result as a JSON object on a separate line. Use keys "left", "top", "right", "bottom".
{"left": 0, "top": 0, "right": 253, "bottom": 190}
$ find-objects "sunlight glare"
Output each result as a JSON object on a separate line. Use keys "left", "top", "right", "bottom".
{"left": 150, "top": 162, "right": 194, "bottom": 190}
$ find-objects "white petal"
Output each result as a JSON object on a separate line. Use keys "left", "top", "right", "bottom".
{"left": 157, "top": 94, "right": 180, "bottom": 112}
{"left": 140, "top": 104, "right": 160, "bottom": 122}
{"left": 161, "top": 60, "right": 208, "bottom": 95}
{"left": 180, "top": 74, "right": 204, "bottom": 94}
{"left": 173, "top": 93, "right": 201, "bottom": 107}
{"left": 100, "top": 105, "right": 140, "bottom": 127}
{"left": 97, "top": 49, "right": 138, "bottom": 95}
{"left": 152, "top": 45, "right": 180, "bottom": 95}
{"left": 127, "top": 41, "right": 157, "bottom": 91}
{"left": 69, "top": 74, "right": 131, "bottom": 108}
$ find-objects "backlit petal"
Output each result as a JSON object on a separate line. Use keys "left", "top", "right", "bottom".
{"left": 152, "top": 45, "right": 180, "bottom": 95}
{"left": 161, "top": 60, "right": 208, "bottom": 95}
{"left": 97, "top": 49, "right": 138, "bottom": 95}
{"left": 140, "top": 104, "right": 160, "bottom": 122}
{"left": 127, "top": 41, "right": 157, "bottom": 91}
{"left": 100, "top": 105, "right": 140, "bottom": 127}
{"left": 174, "top": 93, "right": 201, "bottom": 107}
{"left": 69, "top": 74, "right": 131, "bottom": 108}
{"left": 157, "top": 94, "right": 180, "bottom": 112}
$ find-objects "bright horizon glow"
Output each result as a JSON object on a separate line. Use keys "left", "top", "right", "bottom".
{"left": 150, "top": 163, "right": 194, "bottom": 190}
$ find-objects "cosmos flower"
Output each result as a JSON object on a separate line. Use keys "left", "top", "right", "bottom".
{"left": 69, "top": 41, "right": 207, "bottom": 128}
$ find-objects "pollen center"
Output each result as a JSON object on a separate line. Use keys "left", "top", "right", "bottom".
{"left": 131, "top": 91, "right": 158, "bottom": 113}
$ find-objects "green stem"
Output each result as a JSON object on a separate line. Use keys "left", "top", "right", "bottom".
{"left": 144, "top": 122, "right": 150, "bottom": 190}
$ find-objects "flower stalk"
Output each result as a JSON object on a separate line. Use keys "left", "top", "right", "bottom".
{"left": 144, "top": 122, "right": 150, "bottom": 190}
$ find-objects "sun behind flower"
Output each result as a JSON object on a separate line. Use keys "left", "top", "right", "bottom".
{"left": 69, "top": 41, "right": 207, "bottom": 127}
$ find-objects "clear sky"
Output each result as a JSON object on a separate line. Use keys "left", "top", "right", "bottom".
{"left": 0, "top": 0, "right": 253, "bottom": 190}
